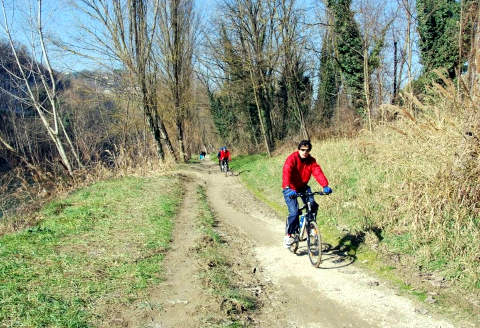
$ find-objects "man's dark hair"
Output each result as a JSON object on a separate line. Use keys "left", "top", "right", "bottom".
{"left": 298, "top": 140, "right": 312, "bottom": 150}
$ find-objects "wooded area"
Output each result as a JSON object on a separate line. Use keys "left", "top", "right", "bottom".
{"left": 0, "top": 0, "right": 479, "bottom": 217}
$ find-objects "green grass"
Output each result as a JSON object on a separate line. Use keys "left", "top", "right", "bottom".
{"left": 0, "top": 176, "right": 183, "bottom": 327}
{"left": 228, "top": 140, "right": 479, "bottom": 323}
{"left": 195, "top": 185, "right": 256, "bottom": 326}
{"left": 230, "top": 154, "right": 285, "bottom": 214}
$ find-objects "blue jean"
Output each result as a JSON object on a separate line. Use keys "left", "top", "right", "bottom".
{"left": 283, "top": 186, "right": 318, "bottom": 235}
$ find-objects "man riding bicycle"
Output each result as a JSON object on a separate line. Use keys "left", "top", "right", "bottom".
{"left": 282, "top": 140, "right": 332, "bottom": 248}
{"left": 219, "top": 146, "right": 231, "bottom": 171}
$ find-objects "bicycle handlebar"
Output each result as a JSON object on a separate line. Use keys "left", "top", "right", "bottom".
{"left": 290, "top": 190, "right": 328, "bottom": 199}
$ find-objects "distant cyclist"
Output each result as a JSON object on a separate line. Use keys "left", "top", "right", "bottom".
{"left": 219, "top": 146, "right": 231, "bottom": 171}
{"left": 282, "top": 140, "right": 332, "bottom": 248}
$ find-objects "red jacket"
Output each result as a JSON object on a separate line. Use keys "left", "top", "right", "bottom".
{"left": 219, "top": 150, "right": 231, "bottom": 161}
{"left": 282, "top": 151, "right": 328, "bottom": 191}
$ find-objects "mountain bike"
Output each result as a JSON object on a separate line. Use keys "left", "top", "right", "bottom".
{"left": 288, "top": 191, "right": 327, "bottom": 268}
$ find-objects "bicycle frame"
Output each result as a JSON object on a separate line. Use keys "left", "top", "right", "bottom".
{"left": 297, "top": 191, "right": 323, "bottom": 226}
{"left": 298, "top": 199, "right": 315, "bottom": 239}
{"left": 288, "top": 190, "right": 327, "bottom": 267}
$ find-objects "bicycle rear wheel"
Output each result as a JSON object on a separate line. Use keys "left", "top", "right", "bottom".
{"left": 306, "top": 221, "right": 322, "bottom": 267}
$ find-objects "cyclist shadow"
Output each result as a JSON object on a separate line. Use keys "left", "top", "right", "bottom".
{"left": 319, "top": 228, "right": 382, "bottom": 269}
{"left": 319, "top": 241, "right": 357, "bottom": 269}
{"left": 234, "top": 170, "right": 250, "bottom": 176}
{"left": 293, "top": 230, "right": 376, "bottom": 269}
{"left": 292, "top": 244, "right": 356, "bottom": 269}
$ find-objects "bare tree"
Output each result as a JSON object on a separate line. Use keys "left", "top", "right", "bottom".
{"left": 156, "top": 0, "right": 197, "bottom": 162}
{"left": 355, "top": 0, "right": 392, "bottom": 130}
{"left": 74, "top": 0, "right": 177, "bottom": 161}
{"left": 223, "top": 0, "right": 278, "bottom": 156}
{"left": 399, "top": 0, "right": 415, "bottom": 111}
{"left": 278, "top": 0, "right": 310, "bottom": 140}
{"left": 1, "top": 0, "right": 81, "bottom": 176}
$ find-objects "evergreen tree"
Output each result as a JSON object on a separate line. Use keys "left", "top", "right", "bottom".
{"left": 279, "top": 57, "right": 313, "bottom": 139}
{"left": 207, "top": 25, "right": 261, "bottom": 149}
{"left": 325, "top": 0, "right": 388, "bottom": 119}
{"left": 315, "top": 29, "right": 340, "bottom": 125}
{"left": 208, "top": 92, "right": 236, "bottom": 142}
{"left": 416, "top": 0, "right": 461, "bottom": 79}
{"left": 326, "top": 0, "right": 365, "bottom": 113}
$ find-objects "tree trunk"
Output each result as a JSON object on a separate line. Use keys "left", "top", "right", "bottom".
{"left": 468, "top": 3, "right": 479, "bottom": 95}
{"left": 406, "top": 4, "right": 413, "bottom": 113}
{"left": 363, "top": 47, "right": 372, "bottom": 132}
{"left": 249, "top": 68, "right": 271, "bottom": 157}
{"left": 158, "top": 118, "right": 177, "bottom": 160}
{"left": 133, "top": 0, "right": 176, "bottom": 162}
{"left": 144, "top": 107, "right": 165, "bottom": 161}
{"left": 176, "top": 118, "right": 186, "bottom": 162}
{"left": 393, "top": 39, "right": 398, "bottom": 104}
{"left": 172, "top": 0, "right": 186, "bottom": 162}
{"left": 458, "top": 0, "right": 464, "bottom": 94}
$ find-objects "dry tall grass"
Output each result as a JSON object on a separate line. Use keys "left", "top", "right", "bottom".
{"left": 362, "top": 73, "right": 480, "bottom": 288}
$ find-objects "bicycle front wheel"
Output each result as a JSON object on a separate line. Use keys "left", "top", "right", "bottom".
{"left": 306, "top": 221, "right": 322, "bottom": 267}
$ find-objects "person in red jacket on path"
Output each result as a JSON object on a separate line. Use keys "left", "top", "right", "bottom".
{"left": 218, "top": 146, "right": 231, "bottom": 171}
{"left": 282, "top": 140, "right": 332, "bottom": 248}
{"left": 219, "top": 146, "right": 231, "bottom": 162}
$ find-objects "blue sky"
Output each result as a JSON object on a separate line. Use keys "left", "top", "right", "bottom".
{"left": 2, "top": 0, "right": 419, "bottom": 89}
{"left": 2, "top": 0, "right": 325, "bottom": 72}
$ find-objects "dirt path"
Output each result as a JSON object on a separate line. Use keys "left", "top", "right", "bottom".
{"left": 141, "top": 160, "right": 464, "bottom": 328}
{"left": 135, "top": 175, "right": 214, "bottom": 328}
{"left": 184, "top": 160, "right": 461, "bottom": 328}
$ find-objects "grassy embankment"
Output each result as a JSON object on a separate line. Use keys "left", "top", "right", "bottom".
{"left": 195, "top": 185, "right": 257, "bottom": 327}
{"left": 230, "top": 80, "right": 480, "bottom": 323}
{"left": 0, "top": 175, "right": 183, "bottom": 327}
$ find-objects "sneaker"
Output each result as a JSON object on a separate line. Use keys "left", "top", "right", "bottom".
{"left": 283, "top": 235, "right": 294, "bottom": 248}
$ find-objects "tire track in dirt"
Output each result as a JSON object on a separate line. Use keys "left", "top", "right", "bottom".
{"left": 139, "top": 175, "right": 212, "bottom": 328}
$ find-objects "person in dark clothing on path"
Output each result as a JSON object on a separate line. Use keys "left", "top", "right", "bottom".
{"left": 282, "top": 140, "right": 332, "bottom": 248}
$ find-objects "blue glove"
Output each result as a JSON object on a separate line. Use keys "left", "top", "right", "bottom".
{"left": 323, "top": 186, "right": 332, "bottom": 194}
{"left": 284, "top": 188, "right": 297, "bottom": 199}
